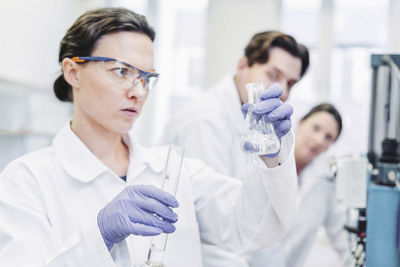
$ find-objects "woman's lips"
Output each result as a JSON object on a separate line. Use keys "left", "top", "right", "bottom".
{"left": 121, "top": 108, "right": 138, "bottom": 118}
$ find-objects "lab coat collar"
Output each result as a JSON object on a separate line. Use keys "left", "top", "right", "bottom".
{"left": 53, "top": 121, "right": 109, "bottom": 182}
{"left": 125, "top": 134, "right": 166, "bottom": 174}
{"left": 53, "top": 121, "right": 164, "bottom": 183}
{"left": 298, "top": 154, "right": 332, "bottom": 201}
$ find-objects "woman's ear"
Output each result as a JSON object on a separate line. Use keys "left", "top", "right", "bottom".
{"left": 236, "top": 56, "right": 249, "bottom": 74}
{"left": 62, "top": 58, "right": 80, "bottom": 88}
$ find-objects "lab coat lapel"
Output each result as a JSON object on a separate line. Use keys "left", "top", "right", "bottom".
{"left": 124, "top": 133, "right": 166, "bottom": 174}
{"left": 298, "top": 155, "right": 331, "bottom": 205}
{"left": 53, "top": 121, "right": 109, "bottom": 183}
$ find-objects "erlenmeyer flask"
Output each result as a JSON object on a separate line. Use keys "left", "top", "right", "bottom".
{"left": 241, "top": 82, "right": 280, "bottom": 155}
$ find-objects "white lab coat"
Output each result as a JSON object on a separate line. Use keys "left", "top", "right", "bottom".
{"left": 161, "top": 75, "right": 293, "bottom": 266}
{"left": 162, "top": 75, "right": 248, "bottom": 179}
{"left": 0, "top": 121, "right": 297, "bottom": 267}
{"left": 249, "top": 155, "right": 351, "bottom": 267}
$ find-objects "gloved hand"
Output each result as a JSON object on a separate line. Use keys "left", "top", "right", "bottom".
{"left": 97, "top": 185, "right": 179, "bottom": 251}
{"left": 242, "top": 83, "right": 293, "bottom": 157}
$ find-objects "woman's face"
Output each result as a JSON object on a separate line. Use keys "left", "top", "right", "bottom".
{"left": 295, "top": 111, "right": 339, "bottom": 165}
{"left": 72, "top": 31, "right": 154, "bottom": 134}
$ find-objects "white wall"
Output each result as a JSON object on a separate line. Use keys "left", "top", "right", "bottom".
{"left": 0, "top": 1, "right": 71, "bottom": 88}
{"left": 388, "top": 0, "right": 400, "bottom": 52}
{"left": 0, "top": 0, "right": 108, "bottom": 170}
{"left": 204, "top": 0, "right": 281, "bottom": 88}
{"left": 0, "top": 0, "right": 109, "bottom": 88}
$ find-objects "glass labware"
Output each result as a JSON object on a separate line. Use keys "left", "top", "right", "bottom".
{"left": 137, "top": 145, "right": 185, "bottom": 267}
{"left": 241, "top": 82, "right": 280, "bottom": 155}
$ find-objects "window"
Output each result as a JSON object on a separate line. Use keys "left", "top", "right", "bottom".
{"left": 282, "top": 0, "right": 389, "bottom": 156}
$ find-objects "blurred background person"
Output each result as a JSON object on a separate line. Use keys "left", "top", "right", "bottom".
{"left": 161, "top": 30, "right": 309, "bottom": 177}
{"left": 250, "top": 103, "right": 352, "bottom": 267}
{"left": 160, "top": 30, "right": 309, "bottom": 266}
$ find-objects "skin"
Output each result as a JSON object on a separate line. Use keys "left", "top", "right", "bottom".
{"left": 294, "top": 111, "right": 339, "bottom": 175}
{"left": 234, "top": 47, "right": 302, "bottom": 104}
{"left": 62, "top": 31, "right": 154, "bottom": 176}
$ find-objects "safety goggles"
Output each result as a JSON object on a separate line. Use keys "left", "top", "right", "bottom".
{"left": 71, "top": 56, "right": 159, "bottom": 91}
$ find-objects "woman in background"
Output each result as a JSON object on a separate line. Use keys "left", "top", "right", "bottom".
{"left": 251, "top": 103, "right": 352, "bottom": 267}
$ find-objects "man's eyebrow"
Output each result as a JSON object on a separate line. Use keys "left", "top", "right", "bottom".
{"left": 272, "top": 66, "right": 284, "bottom": 76}
{"left": 272, "top": 66, "right": 299, "bottom": 82}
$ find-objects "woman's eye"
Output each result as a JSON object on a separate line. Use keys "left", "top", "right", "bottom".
{"left": 112, "top": 68, "right": 129, "bottom": 77}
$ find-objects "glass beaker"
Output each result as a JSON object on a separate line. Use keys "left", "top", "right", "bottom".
{"left": 241, "top": 82, "right": 280, "bottom": 156}
{"left": 137, "top": 145, "right": 185, "bottom": 267}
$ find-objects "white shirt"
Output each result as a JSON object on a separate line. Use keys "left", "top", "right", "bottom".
{"left": 249, "top": 155, "right": 351, "bottom": 267}
{"left": 0, "top": 121, "right": 297, "bottom": 267}
{"left": 161, "top": 75, "right": 293, "bottom": 266}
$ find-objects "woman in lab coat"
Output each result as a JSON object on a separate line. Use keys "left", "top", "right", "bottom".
{"left": 0, "top": 7, "right": 298, "bottom": 267}
{"left": 250, "top": 103, "right": 351, "bottom": 267}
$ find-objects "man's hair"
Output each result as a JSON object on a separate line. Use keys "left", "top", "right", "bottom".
{"left": 54, "top": 7, "right": 155, "bottom": 102}
{"left": 244, "top": 31, "right": 309, "bottom": 78}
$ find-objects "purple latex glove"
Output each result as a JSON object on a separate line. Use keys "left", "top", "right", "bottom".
{"left": 241, "top": 83, "right": 293, "bottom": 157}
{"left": 97, "top": 185, "right": 179, "bottom": 251}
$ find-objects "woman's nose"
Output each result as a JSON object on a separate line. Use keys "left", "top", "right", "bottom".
{"left": 127, "top": 81, "right": 147, "bottom": 100}
{"left": 314, "top": 132, "right": 325, "bottom": 146}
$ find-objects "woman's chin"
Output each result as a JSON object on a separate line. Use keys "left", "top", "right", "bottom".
{"left": 115, "top": 120, "right": 135, "bottom": 134}
{"left": 303, "top": 152, "right": 315, "bottom": 164}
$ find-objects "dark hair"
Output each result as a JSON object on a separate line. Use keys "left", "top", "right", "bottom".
{"left": 54, "top": 7, "right": 155, "bottom": 102}
{"left": 244, "top": 31, "right": 309, "bottom": 78}
{"left": 301, "top": 103, "right": 343, "bottom": 140}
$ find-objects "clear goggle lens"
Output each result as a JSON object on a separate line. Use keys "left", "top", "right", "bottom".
{"left": 96, "top": 60, "right": 159, "bottom": 91}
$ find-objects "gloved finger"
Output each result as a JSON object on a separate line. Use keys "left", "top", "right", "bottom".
{"left": 126, "top": 222, "right": 163, "bottom": 236}
{"left": 260, "top": 83, "right": 283, "bottom": 100}
{"left": 136, "top": 196, "right": 178, "bottom": 223}
{"left": 266, "top": 103, "right": 293, "bottom": 122}
{"left": 241, "top": 103, "right": 250, "bottom": 115}
{"left": 129, "top": 211, "right": 176, "bottom": 234}
{"left": 252, "top": 98, "right": 281, "bottom": 115}
{"left": 261, "top": 150, "right": 280, "bottom": 158}
{"left": 273, "top": 119, "right": 292, "bottom": 138}
{"left": 131, "top": 185, "right": 179, "bottom": 208}
{"left": 242, "top": 141, "right": 260, "bottom": 153}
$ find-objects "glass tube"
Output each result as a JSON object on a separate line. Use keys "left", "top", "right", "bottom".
{"left": 137, "top": 145, "right": 185, "bottom": 267}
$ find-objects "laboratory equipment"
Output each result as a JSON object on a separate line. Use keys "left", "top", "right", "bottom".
{"left": 335, "top": 155, "right": 368, "bottom": 209}
{"left": 338, "top": 55, "right": 400, "bottom": 267}
{"left": 331, "top": 155, "right": 368, "bottom": 266}
{"left": 241, "top": 82, "right": 280, "bottom": 155}
{"left": 364, "top": 54, "right": 400, "bottom": 267}
{"left": 138, "top": 145, "right": 185, "bottom": 267}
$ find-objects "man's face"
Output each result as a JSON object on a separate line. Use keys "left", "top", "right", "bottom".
{"left": 235, "top": 47, "right": 302, "bottom": 103}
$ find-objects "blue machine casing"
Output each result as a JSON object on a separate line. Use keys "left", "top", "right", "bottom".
{"left": 366, "top": 184, "right": 400, "bottom": 266}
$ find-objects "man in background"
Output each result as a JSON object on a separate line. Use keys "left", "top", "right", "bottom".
{"left": 161, "top": 31, "right": 309, "bottom": 266}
